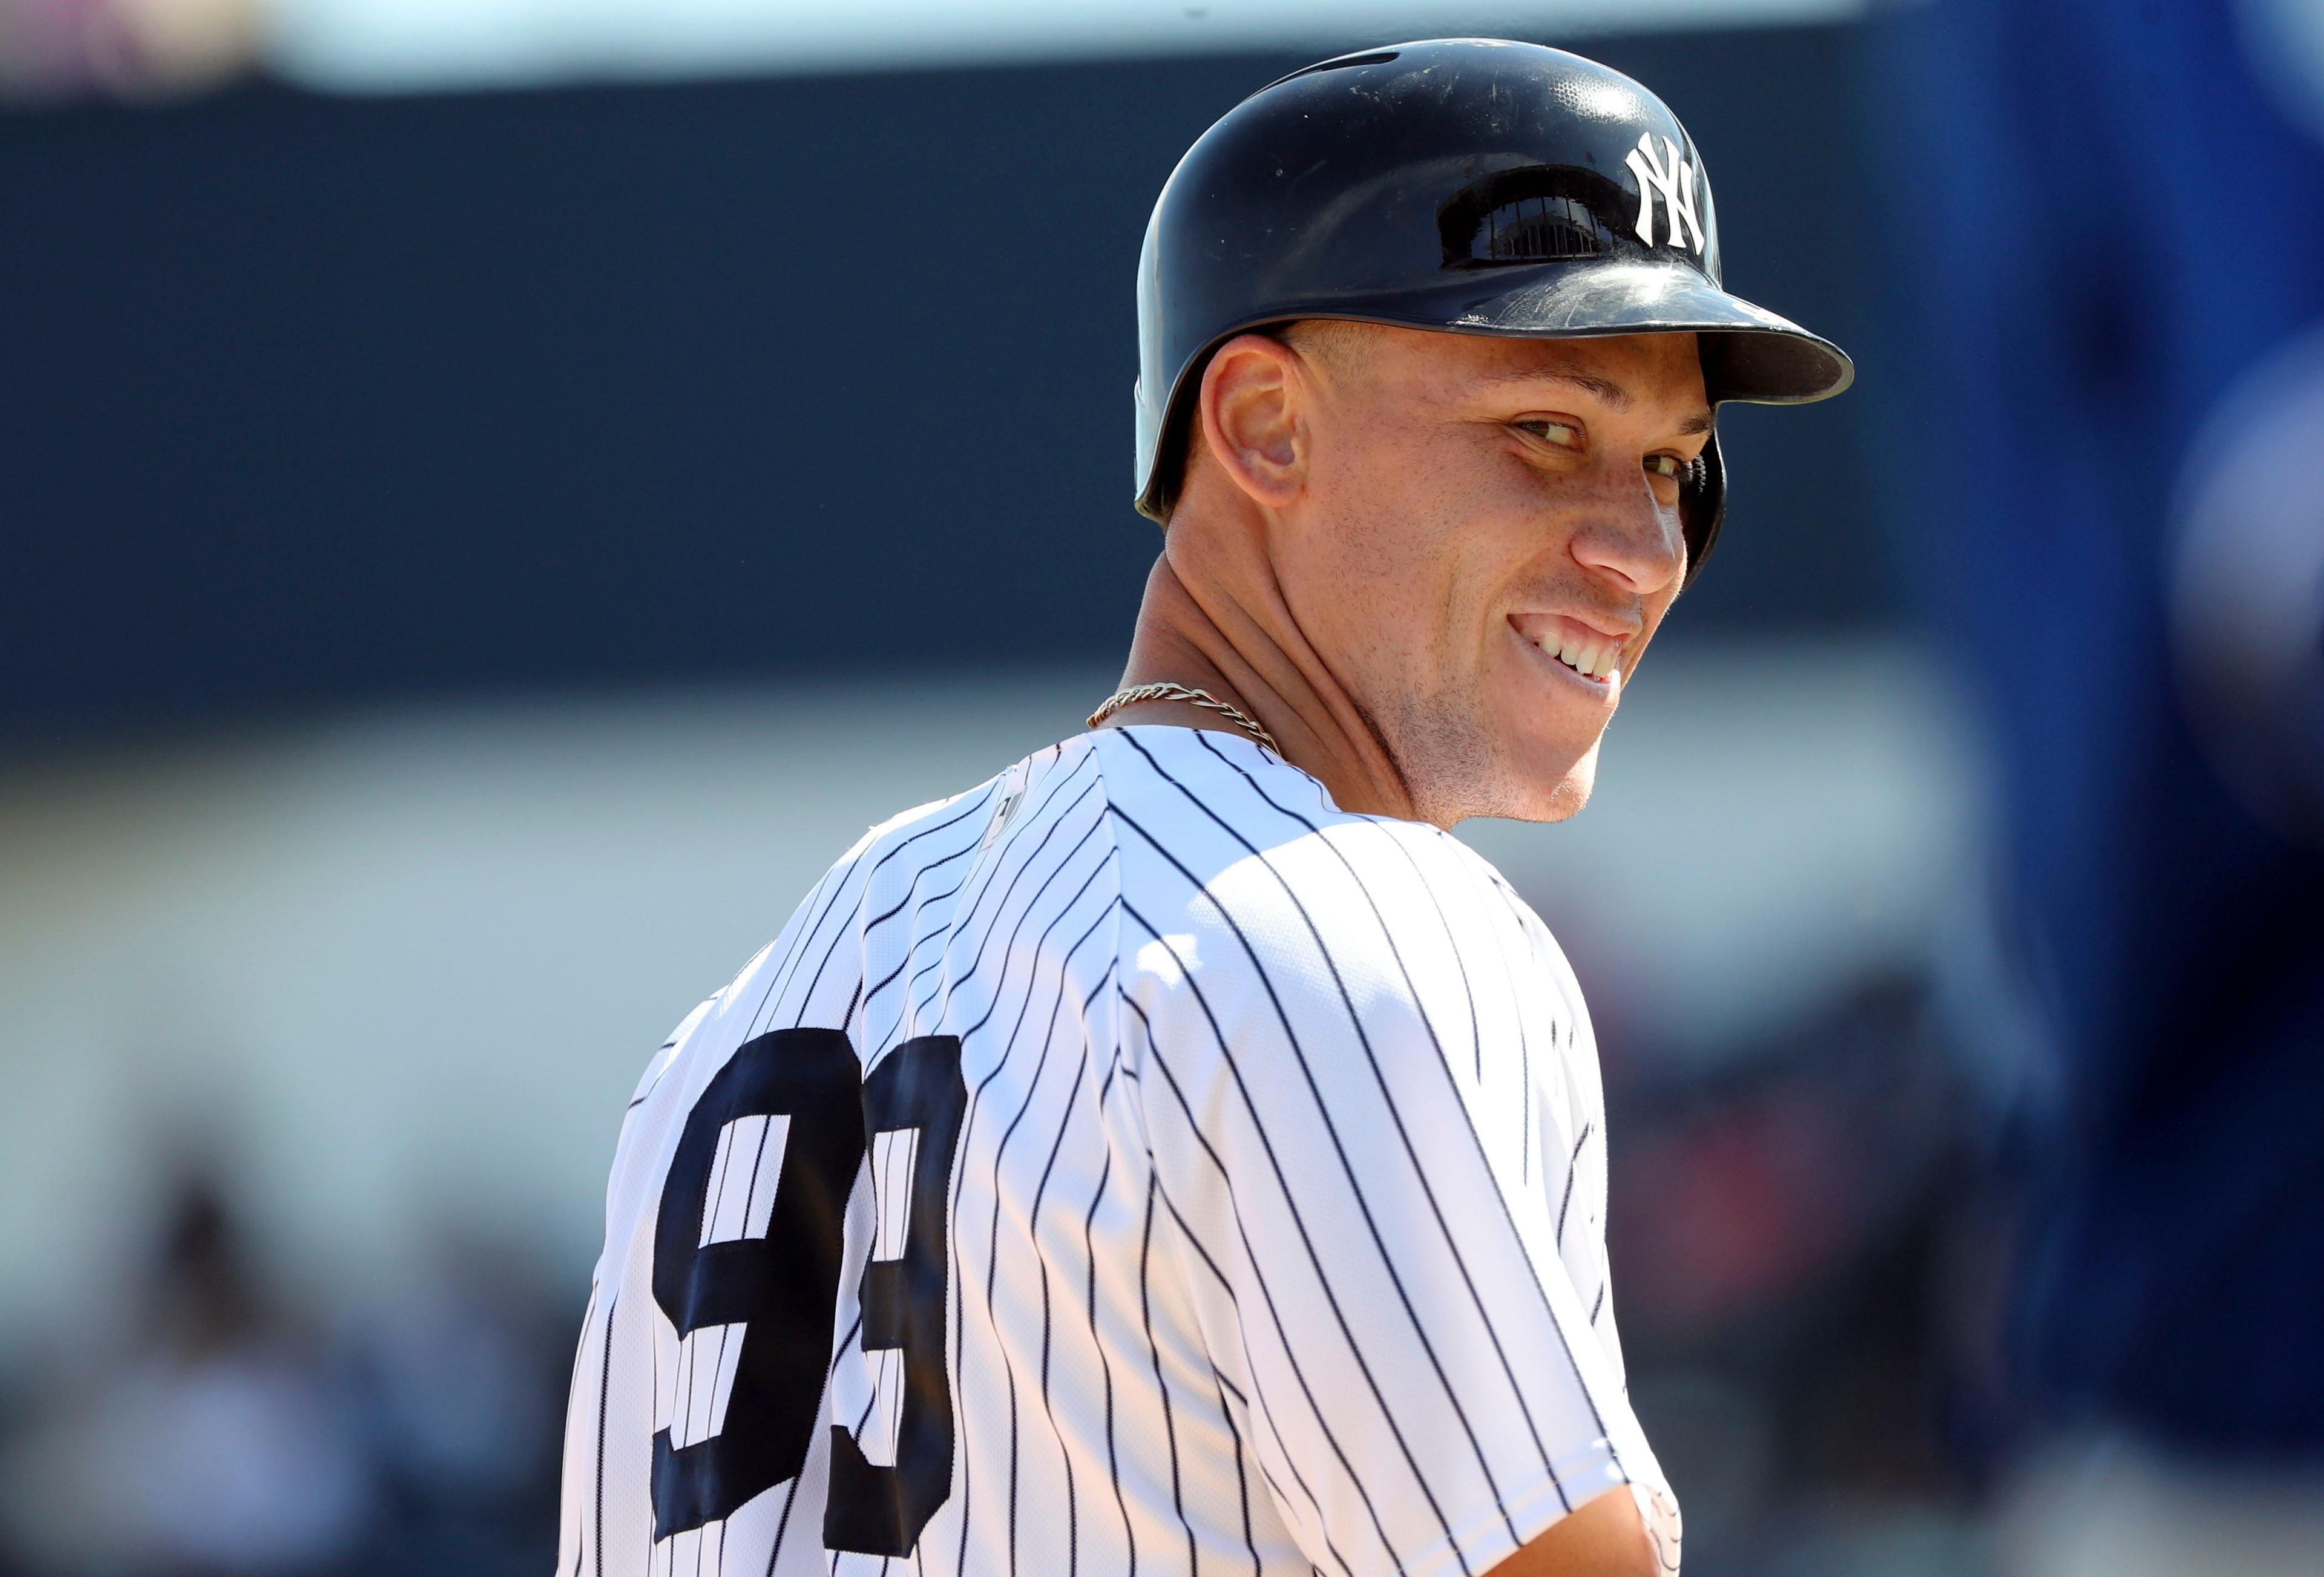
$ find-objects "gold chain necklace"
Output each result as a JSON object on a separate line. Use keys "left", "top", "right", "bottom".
{"left": 1087, "top": 681, "right": 1281, "bottom": 756}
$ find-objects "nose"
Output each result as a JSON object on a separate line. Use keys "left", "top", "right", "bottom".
{"left": 1567, "top": 468, "right": 1686, "bottom": 596}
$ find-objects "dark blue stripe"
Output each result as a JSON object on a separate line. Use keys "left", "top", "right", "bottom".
{"left": 1115, "top": 899, "right": 1423, "bottom": 1573}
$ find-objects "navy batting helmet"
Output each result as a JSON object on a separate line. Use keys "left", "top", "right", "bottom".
{"left": 1133, "top": 38, "right": 1853, "bottom": 583}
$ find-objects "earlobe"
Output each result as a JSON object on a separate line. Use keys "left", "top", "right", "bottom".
{"left": 1197, "top": 335, "right": 1307, "bottom": 508}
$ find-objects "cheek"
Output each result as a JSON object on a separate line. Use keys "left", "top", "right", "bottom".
{"left": 1305, "top": 421, "right": 1447, "bottom": 582}
{"left": 1316, "top": 413, "right": 1431, "bottom": 512}
{"left": 1335, "top": 421, "right": 1514, "bottom": 557}
{"left": 1304, "top": 422, "right": 1545, "bottom": 670}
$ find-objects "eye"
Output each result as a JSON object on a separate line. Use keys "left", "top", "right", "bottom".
{"left": 1644, "top": 453, "right": 1685, "bottom": 480}
{"left": 1513, "top": 418, "right": 1582, "bottom": 449}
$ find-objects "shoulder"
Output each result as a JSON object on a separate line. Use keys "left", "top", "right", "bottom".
{"left": 837, "top": 776, "right": 1010, "bottom": 890}
{"left": 1094, "top": 727, "right": 1529, "bottom": 1023}
{"left": 697, "top": 775, "right": 1014, "bottom": 1041}
{"left": 1094, "top": 723, "right": 1511, "bottom": 925}
{"left": 786, "top": 768, "right": 1032, "bottom": 947}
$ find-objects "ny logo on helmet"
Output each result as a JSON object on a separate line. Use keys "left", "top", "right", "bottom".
{"left": 1625, "top": 133, "right": 1705, "bottom": 254}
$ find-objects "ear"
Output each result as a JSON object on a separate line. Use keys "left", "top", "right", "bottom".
{"left": 1195, "top": 333, "right": 1309, "bottom": 509}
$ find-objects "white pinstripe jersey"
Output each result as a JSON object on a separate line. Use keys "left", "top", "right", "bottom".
{"left": 558, "top": 724, "right": 1681, "bottom": 1577}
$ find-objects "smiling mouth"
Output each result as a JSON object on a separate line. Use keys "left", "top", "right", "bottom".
{"left": 1523, "top": 626, "right": 1621, "bottom": 683}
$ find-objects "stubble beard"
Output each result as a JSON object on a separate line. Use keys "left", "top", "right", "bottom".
{"left": 1373, "top": 678, "right": 1589, "bottom": 826}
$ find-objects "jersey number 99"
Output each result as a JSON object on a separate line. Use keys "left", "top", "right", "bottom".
{"left": 649, "top": 1028, "right": 967, "bottom": 1558}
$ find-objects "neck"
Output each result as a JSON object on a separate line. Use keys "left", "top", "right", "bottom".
{"left": 1101, "top": 505, "right": 1419, "bottom": 822}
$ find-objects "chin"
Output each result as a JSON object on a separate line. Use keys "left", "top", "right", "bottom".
{"left": 1431, "top": 735, "right": 1598, "bottom": 825}
{"left": 1509, "top": 736, "right": 1601, "bottom": 824}
{"left": 1390, "top": 686, "right": 1606, "bottom": 825}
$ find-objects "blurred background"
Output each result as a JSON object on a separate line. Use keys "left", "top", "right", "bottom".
{"left": 2, "top": 1, "right": 2319, "bottom": 1573}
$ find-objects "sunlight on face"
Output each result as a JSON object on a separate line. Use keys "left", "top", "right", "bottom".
{"left": 1271, "top": 325, "right": 1711, "bottom": 825}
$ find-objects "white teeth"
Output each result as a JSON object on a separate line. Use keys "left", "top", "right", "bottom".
{"left": 1532, "top": 631, "right": 1620, "bottom": 681}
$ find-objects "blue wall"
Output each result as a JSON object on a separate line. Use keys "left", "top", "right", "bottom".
{"left": 1, "top": 27, "right": 1887, "bottom": 746}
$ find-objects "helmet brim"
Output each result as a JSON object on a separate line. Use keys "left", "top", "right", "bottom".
{"left": 1286, "top": 263, "right": 1854, "bottom": 405}
{"left": 1482, "top": 266, "right": 1854, "bottom": 405}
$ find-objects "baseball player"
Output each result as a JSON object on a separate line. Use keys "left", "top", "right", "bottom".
{"left": 557, "top": 40, "right": 1850, "bottom": 1577}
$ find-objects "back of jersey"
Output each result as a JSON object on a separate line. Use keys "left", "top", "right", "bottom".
{"left": 558, "top": 727, "right": 1678, "bottom": 1577}
{"left": 559, "top": 739, "right": 1131, "bottom": 1577}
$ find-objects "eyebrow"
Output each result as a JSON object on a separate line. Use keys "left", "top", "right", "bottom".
{"left": 1479, "top": 367, "right": 1716, "bottom": 435}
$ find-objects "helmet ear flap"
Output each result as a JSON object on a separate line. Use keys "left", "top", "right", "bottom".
{"left": 1679, "top": 428, "right": 1726, "bottom": 588}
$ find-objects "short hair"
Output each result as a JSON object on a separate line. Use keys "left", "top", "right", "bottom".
{"left": 1275, "top": 316, "right": 1382, "bottom": 372}
{"left": 1151, "top": 318, "right": 1382, "bottom": 523}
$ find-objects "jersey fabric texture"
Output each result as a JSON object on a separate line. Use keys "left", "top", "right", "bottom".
{"left": 557, "top": 725, "right": 1681, "bottom": 1577}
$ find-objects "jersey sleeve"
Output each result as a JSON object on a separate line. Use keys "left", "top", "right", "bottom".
{"left": 1116, "top": 830, "right": 1673, "bottom": 1577}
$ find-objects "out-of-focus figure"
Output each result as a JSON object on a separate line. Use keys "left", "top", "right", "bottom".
{"left": 0, "top": 1168, "right": 378, "bottom": 1576}
{"left": 0, "top": 0, "right": 260, "bottom": 101}
{"left": 2168, "top": 324, "right": 2324, "bottom": 851}
{"left": 1864, "top": 0, "right": 2324, "bottom": 1569}
{"left": 0, "top": 1161, "right": 571, "bottom": 1577}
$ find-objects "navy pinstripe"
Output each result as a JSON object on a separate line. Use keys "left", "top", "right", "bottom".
{"left": 556, "top": 727, "right": 1680, "bottom": 1577}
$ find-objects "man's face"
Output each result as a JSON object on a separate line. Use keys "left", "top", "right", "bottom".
{"left": 1269, "top": 325, "right": 1710, "bottom": 824}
